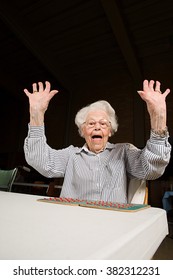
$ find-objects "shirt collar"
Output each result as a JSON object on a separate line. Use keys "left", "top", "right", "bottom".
{"left": 76, "top": 142, "right": 115, "bottom": 154}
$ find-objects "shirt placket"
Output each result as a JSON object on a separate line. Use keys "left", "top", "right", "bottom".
{"left": 93, "top": 154, "right": 101, "bottom": 200}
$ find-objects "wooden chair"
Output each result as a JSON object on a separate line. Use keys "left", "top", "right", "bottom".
{"left": 46, "top": 178, "right": 63, "bottom": 197}
{"left": 128, "top": 178, "right": 148, "bottom": 204}
{"left": 0, "top": 168, "right": 18, "bottom": 192}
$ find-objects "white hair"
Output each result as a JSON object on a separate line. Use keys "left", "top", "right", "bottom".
{"left": 75, "top": 100, "right": 118, "bottom": 137}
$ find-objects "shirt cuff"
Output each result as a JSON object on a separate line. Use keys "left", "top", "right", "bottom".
{"left": 150, "top": 129, "right": 170, "bottom": 144}
{"left": 28, "top": 124, "right": 45, "bottom": 138}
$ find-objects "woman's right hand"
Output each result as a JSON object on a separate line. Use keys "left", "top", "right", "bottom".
{"left": 24, "top": 81, "right": 58, "bottom": 126}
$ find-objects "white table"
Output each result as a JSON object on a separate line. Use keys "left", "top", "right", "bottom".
{"left": 0, "top": 191, "right": 168, "bottom": 260}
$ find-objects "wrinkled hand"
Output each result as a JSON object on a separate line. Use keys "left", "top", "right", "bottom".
{"left": 137, "top": 80, "right": 170, "bottom": 114}
{"left": 24, "top": 81, "right": 58, "bottom": 114}
{"left": 138, "top": 80, "right": 170, "bottom": 131}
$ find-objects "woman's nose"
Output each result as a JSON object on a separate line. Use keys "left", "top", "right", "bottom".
{"left": 94, "top": 122, "right": 101, "bottom": 129}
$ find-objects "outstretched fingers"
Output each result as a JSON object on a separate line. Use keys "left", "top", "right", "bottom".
{"left": 143, "top": 79, "right": 152, "bottom": 92}
{"left": 44, "top": 81, "right": 50, "bottom": 92}
{"left": 45, "top": 81, "right": 58, "bottom": 97}
{"left": 23, "top": 81, "right": 58, "bottom": 97}
{"left": 32, "top": 83, "right": 38, "bottom": 93}
{"left": 141, "top": 79, "right": 170, "bottom": 94}
{"left": 38, "top": 82, "right": 44, "bottom": 92}
{"left": 155, "top": 81, "right": 161, "bottom": 93}
{"left": 148, "top": 80, "right": 155, "bottom": 91}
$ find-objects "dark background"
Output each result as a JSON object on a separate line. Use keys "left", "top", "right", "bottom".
{"left": 0, "top": 0, "right": 173, "bottom": 205}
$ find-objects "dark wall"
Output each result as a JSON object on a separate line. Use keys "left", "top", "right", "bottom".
{"left": 0, "top": 89, "right": 22, "bottom": 168}
{"left": 0, "top": 87, "right": 70, "bottom": 170}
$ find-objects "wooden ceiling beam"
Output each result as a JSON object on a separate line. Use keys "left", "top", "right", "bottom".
{"left": 101, "top": 0, "right": 145, "bottom": 146}
{"left": 101, "top": 0, "right": 143, "bottom": 84}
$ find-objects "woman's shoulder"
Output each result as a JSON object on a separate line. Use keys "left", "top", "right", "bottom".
{"left": 108, "top": 142, "right": 137, "bottom": 149}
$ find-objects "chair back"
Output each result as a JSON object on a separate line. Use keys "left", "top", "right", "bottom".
{"left": 0, "top": 168, "right": 18, "bottom": 192}
{"left": 128, "top": 178, "right": 148, "bottom": 204}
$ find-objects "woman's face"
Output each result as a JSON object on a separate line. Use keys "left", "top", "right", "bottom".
{"left": 81, "top": 110, "right": 111, "bottom": 153}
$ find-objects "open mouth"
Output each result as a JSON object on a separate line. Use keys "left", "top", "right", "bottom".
{"left": 91, "top": 135, "right": 102, "bottom": 139}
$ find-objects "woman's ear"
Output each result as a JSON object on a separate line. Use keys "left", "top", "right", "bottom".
{"left": 79, "top": 126, "right": 84, "bottom": 138}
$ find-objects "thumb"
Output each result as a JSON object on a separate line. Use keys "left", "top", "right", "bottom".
{"left": 23, "top": 89, "right": 30, "bottom": 98}
{"left": 137, "top": 90, "right": 144, "bottom": 95}
{"left": 162, "top": 88, "right": 170, "bottom": 98}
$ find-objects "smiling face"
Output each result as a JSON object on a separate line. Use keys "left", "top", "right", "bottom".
{"left": 81, "top": 110, "right": 112, "bottom": 153}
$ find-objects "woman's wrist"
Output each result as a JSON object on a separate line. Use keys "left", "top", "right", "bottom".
{"left": 151, "top": 126, "right": 168, "bottom": 137}
{"left": 30, "top": 109, "right": 44, "bottom": 126}
{"left": 149, "top": 108, "right": 167, "bottom": 132}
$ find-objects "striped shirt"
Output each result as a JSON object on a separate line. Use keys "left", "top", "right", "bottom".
{"left": 24, "top": 125, "right": 171, "bottom": 203}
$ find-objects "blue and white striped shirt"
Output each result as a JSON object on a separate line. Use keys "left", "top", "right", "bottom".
{"left": 24, "top": 125, "right": 171, "bottom": 203}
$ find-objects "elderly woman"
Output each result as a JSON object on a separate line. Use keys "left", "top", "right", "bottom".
{"left": 24, "top": 80, "right": 171, "bottom": 203}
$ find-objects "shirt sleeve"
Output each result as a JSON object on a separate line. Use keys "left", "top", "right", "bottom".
{"left": 24, "top": 125, "right": 71, "bottom": 178}
{"left": 125, "top": 130, "right": 172, "bottom": 180}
